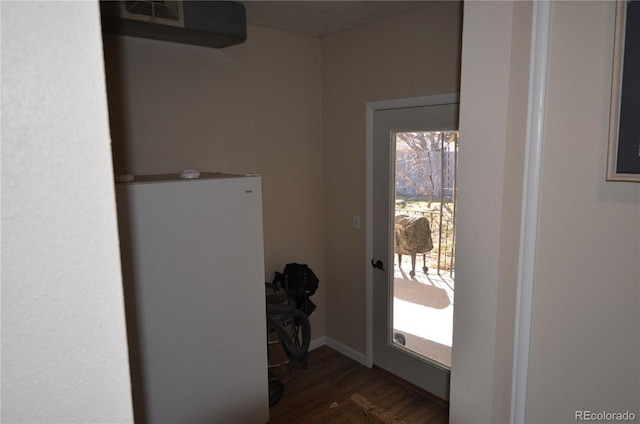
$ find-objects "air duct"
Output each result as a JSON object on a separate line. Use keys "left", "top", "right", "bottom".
{"left": 100, "top": 1, "right": 246, "bottom": 49}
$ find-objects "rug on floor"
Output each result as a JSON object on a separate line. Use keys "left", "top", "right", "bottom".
{"left": 305, "top": 393, "right": 404, "bottom": 424}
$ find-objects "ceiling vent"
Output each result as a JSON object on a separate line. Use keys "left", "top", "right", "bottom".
{"left": 100, "top": 1, "right": 246, "bottom": 49}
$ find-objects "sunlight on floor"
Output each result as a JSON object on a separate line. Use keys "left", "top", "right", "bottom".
{"left": 392, "top": 259, "right": 454, "bottom": 368}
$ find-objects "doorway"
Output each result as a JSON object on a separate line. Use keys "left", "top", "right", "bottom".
{"left": 366, "top": 94, "right": 459, "bottom": 401}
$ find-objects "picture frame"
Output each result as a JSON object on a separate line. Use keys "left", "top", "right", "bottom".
{"left": 607, "top": 0, "right": 640, "bottom": 182}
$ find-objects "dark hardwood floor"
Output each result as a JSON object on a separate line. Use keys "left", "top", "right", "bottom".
{"left": 268, "top": 346, "right": 449, "bottom": 423}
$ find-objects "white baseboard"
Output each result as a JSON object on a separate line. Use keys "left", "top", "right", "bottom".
{"left": 309, "top": 336, "right": 368, "bottom": 366}
{"left": 309, "top": 336, "right": 327, "bottom": 352}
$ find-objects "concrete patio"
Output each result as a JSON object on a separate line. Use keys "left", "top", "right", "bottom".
{"left": 392, "top": 257, "right": 454, "bottom": 368}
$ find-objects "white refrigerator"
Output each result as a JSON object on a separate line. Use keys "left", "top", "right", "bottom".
{"left": 116, "top": 173, "right": 269, "bottom": 424}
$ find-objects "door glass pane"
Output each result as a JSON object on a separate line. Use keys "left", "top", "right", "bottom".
{"left": 391, "top": 130, "right": 458, "bottom": 369}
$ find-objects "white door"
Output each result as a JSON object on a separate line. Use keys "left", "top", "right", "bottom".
{"left": 368, "top": 95, "right": 458, "bottom": 401}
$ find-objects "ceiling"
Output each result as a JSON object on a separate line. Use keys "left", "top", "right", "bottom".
{"left": 239, "top": 1, "right": 434, "bottom": 38}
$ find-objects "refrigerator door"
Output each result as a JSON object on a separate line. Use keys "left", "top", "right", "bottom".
{"left": 117, "top": 176, "right": 268, "bottom": 424}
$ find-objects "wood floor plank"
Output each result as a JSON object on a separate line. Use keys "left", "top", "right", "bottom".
{"left": 267, "top": 346, "right": 448, "bottom": 423}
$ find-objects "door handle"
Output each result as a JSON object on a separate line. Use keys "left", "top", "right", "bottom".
{"left": 371, "top": 259, "right": 385, "bottom": 271}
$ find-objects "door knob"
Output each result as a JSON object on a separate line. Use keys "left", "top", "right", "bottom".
{"left": 371, "top": 259, "right": 385, "bottom": 270}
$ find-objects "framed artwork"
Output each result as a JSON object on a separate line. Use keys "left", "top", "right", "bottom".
{"left": 608, "top": 0, "right": 640, "bottom": 182}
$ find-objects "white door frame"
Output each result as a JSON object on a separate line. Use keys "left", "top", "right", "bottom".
{"left": 510, "top": 1, "right": 551, "bottom": 422}
{"left": 364, "top": 93, "right": 460, "bottom": 368}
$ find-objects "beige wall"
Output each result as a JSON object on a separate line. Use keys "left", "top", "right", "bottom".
{"left": 103, "top": 25, "right": 326, "bottom": 336}
{"left": 451, "top": 2, "right": 531, "bottom": 423}
{"left": 450, "top": 2, "right": 531, "bottom": 422}
{"left": 450, "top": 1, "right": 640, "bottom": 422}
{"left": 527, "top": 2, "right": 640, "bottom": 421}
{"left": 321, "top": 1, "right": 463, "bottom": 353}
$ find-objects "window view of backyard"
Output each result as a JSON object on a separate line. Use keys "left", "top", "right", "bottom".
{"left": 392, "top": 130, "right": 458, "bottom": 369}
